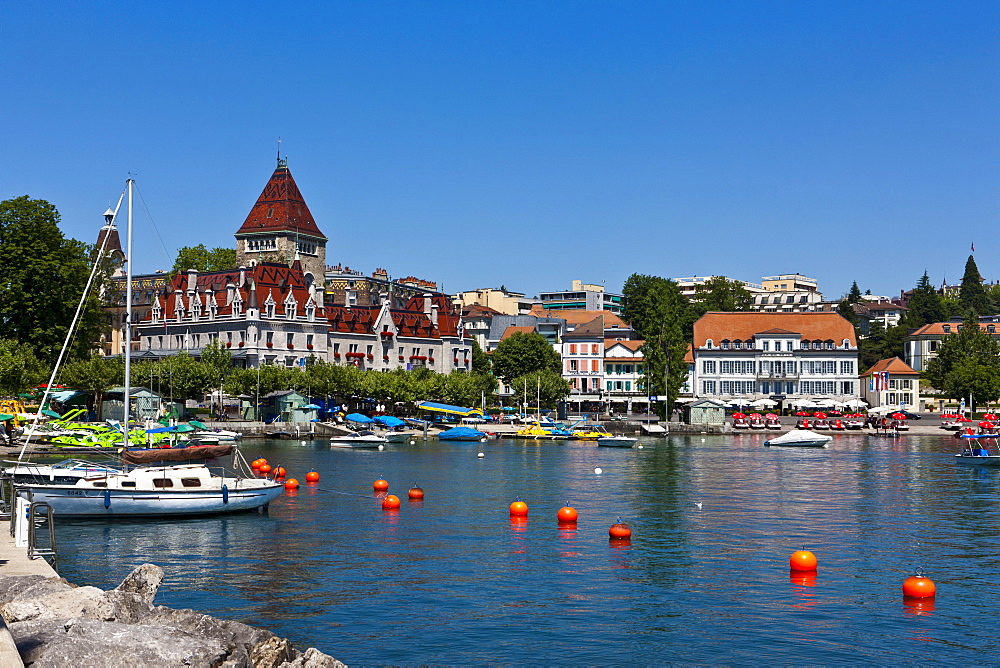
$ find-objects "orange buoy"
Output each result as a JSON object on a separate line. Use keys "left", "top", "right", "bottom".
{"left": 609, "top": 517, "right": 632, "bottom": 540}
{"left": 789, "top": 549, "right": 818, "bottom": 572}
{"left": 258, "top": 464, "right": 272, "bottom": 474}
{"left": 381, "top": 494, "right": 401, "bottom": 510}
{"left": 305, "top": 471, "right": 320, "bottom": 483}
{"left": 408, "top": 486, "right": 424, "bottom": 500}
{"left": 251, "top": 458, "right": 265, "bottom": 469}
{"left": 557, "top": 505, "right": 578, "bottom": 524}
{"left": 903, "top": 569, "right": 936, "bottom": 599}
{"left": 273, "top": 466, "right": 286, "bottom": 479}
{"left": 509, "top": 498, "right": 528, "bottom": 517}
{"left": 373, "top": 479, "right": 389, "bottom": 492}
{"left": 284, "top": 478, "right": 299, "bottom": 489}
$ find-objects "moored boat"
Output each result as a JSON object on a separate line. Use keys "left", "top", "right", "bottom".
{"left": 437, "top": 427, "right": 487, "bottom": 441}
{"left": 330, "top": 430, "right": 386, "bottom": 448}
{"left": 764, "top": 413, "right": 781, "bottom": 430}
{"left": 596, "top": 435, "right": 637, "bottom": 448}
{"left": 764, "top": 430, "right": 832, "bottom": 448}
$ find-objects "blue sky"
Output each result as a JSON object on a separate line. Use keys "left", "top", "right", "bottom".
{"left": 3, "top": 1, "right": 997, "bottom": 300}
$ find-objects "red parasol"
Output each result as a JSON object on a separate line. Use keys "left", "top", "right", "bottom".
{"left": 891, "top": 412, "right": 907, "bottom": 420}
{"left": 794, "top": 411, "right": 809, "bottom": 417}
{"left": 813, "top": 412, "right": 827, "bottom": 419}
{"left": 749, "top": 413, "right": 763, "bottom": 419}
{"left": 764, "top": 413, "right": 778, "bottom": 419}
{"left": 731, "top": 412, "right": 746, "bottom": 419}
{"left": 980, "top": 421, "right": 995, "bottom": 429}
{"left": 959, "top": 416, "right": 973, "bottom": 422}
{"left": 983, "top": 413, "right": 998, "bottom": 420}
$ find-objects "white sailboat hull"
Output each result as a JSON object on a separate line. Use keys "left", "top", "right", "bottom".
{"left": 18, "top": 482, "right": 283, "bottom": 516}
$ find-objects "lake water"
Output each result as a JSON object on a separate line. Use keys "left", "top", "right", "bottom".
{"left": 53, "top": 433, "right": 1000, "bottom": 664}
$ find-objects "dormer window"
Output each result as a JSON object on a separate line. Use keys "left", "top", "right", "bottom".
{"left": 705, "top": 339, "right": 713, "bottom": 349}
{"left": 842, "top": 339, "right": 850, "bottom": 347}
{"left": 943, "top": 325, "right": 951, "bottom": 333}
{"left": 721, "top": 340, "right": 730, "bottom": 350}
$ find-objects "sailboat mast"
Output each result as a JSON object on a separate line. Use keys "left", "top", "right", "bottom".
{"left": 123, "top": 178, "right": 134, "bottom": 450}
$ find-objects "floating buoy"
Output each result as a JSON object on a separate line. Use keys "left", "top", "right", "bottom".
{"left": 284, "top": 478, "right": 299, "bottom": 489}
{"left": 381, "top": 494, "right": 401, "bottom": 510}
{"left": 477, "top": 452, "right": 485, "bottom": 458}
{"left": 305, "top": 471, "right": 320, "bottom": 483}
{"left": 594, "top": 467, "right": 603, "bottom": 475}
{"left": 273, "top": 466, "right": 286, "bottom": 479}
{"left": 903, "top": 569, "right": 936, "bottom": 599}
{"left": 557, "top": 505, "right": 578, "bottom": 524}
{"left": 789, "top": 549, "right": 818, "bottom": 572}
{"left": 408, "top": 485, "right": 424, "bottom": 500}
{"left": 609, "top": 517, "right": 632, "bottom": 540}
{"left": 252, "top": 458, "right": 266, "bottom": 469}
{"left": 378, "top": 444, "right": 384, "bottom": 451}
{"left": 409, "top": 439, "right": 416, "bottom": 445}
{"left": 259, "top": 464, "right": 272, "bottom": 474}
{"left": 637, "top": 445, "right": 644, "bottom": 449}
{"left": 509, "top": 498, "right": 528, "bottom": 517}
{"left": 373, "top": 479, "right": 389, "bottom": 492}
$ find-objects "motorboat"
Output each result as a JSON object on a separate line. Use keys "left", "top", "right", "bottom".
{"left": 189, "top": 429, "right": 242, "bottom": 444}
{"left": 596, "top": 435, "right": 637, "bottom": 448}
{"left": 893, "top": 420, "right": 909, "bottom": 432}
{"left": 748, "top": 413, "right": 765, "bottom": 429}
{"left": 795, "top": 418, "right": 812, "bottom": 429}
{"left": 330, "top": 430, "right": 387, "bottom": 448}
{"left": 812, "top": 419, "right": 830, "bottom": 430}
{"left": 384, "top": 432, "right": 414, "bottom": 443}
{"left": 764, "top": 414, "right": 781, "bottom": 430}
{"left": 2, "top": 459, "right": 121, "bottom": 485}
{"left": 11, "top": 463, "right": 284, "bottom": 516}
{"left": 437, "top": 427, "right": 487, "bottom": 442}
{"left": 731, "top": 412, "right": 750, "bottom": 429}
{"left": 829, "top": 419, "right": 846, "bottom": 431}
{"left": 956, "top": 436, "right": 1000, "bottom": 465}
{"left": 514, "top": 423, "right": 569, "bottom": 440}
{"left": 764, "top": 430, "right": 832, "bottom": 448}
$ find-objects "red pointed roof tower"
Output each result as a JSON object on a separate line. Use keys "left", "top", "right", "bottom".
{"left": 235, "top": 158, "right": 328, "bottom": 283}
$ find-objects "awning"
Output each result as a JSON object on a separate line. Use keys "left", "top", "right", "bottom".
{"left": 414, "top": 401, "right": 484, "bottom": 416}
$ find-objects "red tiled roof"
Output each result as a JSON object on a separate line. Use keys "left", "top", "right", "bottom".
{"left": 604, "top": 339, "right": 643, "bottom": 352}
{"left": 860, "top": 357, "right": 918, "bottom": 376}
{"left": 909, "top": 321, "right": 996, "bottom": 336}
{"left": 693, "top": 312, "right": 856, "bottom": 347}
{"left": 462, "top": 304, "right": 503, "bottom": 318}
{"left": 235, "top": 163, "right": 327, "bottom": 241}
{"left": 500, "top": 326, "right": 535, "bottom": 341}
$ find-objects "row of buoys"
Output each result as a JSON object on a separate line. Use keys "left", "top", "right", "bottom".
{"left": 371, "top": 480, "right": 426, "bottom": 509}
{"left": 251, "top": 459, "right": 321, "bottom": 491}
{"left": 508, "top": 499, "right": 631, "bottom": 539}
{"left": 789, "top": 549, "right": 936, "bottom": 599}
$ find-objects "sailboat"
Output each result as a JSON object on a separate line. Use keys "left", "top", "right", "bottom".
{"left": 3, "top": 179, "right": 284, "bottom": 516}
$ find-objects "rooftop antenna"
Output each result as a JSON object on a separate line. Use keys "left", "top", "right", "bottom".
{"left": 277, "top": 136, "right": 281, "bottom": 165}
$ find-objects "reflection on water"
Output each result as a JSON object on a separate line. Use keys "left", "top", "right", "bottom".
{"left": 54, "top": 434, "right": 1000, "bottom": 664}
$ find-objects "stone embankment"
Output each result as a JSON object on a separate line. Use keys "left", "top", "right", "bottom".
{"left": 0, "top": 564, "right": 344, "bottom": 667}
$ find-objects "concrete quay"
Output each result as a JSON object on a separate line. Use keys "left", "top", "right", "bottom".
{"left": 0, "top": 520, "right": 58, "bottom": 666}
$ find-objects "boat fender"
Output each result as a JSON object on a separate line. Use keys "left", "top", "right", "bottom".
{"left": 222, "top": 484, "right": 229, "bottom": 504}
{"left": 104, "top": 489, "right": 111, "bottom": 509}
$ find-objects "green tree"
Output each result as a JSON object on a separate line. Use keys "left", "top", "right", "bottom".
{"left": 837, "top": 299, "right": 858, "bottom": 326}
{"left": 925, "top": 312, "right": 1000, "bottom": 410}
{"left": 907, "top": 272, "right": 946, "bottom": 326}
{"left": 510, "top": 369, "right": 571, "bottom": 410}
{"left": 859, "top": 320, "right": 888, "bottom": 370}
{"left": 490, "top": 332, "right": 561, "bottom": 384}
{"left": 0, "top": 339, "right": 47, "bottom": 396}
{"left": 690, "top": 276, "right": 753, "bottom": 315}
{"left": 157, "top": 352, "right": 214, "bottom": 401}
{"left": 959, "top": 255, "right": 988, "bottom": 316}
{"left": 470, "top": 338, "right": 491, "bottom": 375}
{"left": 171, "top": 245, "right": 237, "bottom": 275}
{"left": 622, "top": 274, "right": 690, "bottom": 417}
{"left": 846, "top": 281, "right": 863, "bottom": 304}
{"left": 0, "top": 196, "right": 108, "bottom": 362}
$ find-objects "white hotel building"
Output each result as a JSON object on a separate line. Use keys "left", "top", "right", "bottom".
{"left": 691, "top": 312, "right": 860, "bottom": 408}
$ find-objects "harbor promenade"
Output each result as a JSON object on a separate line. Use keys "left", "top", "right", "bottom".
{"left": 0, "top": 518, "right": 57, "bottom": 666}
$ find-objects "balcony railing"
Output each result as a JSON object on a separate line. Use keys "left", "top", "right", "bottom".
{"left": 756, "top": 372, "right": 799, "bottom": 380}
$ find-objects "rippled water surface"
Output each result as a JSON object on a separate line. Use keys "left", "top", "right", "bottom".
{"left": 53, "top": 433, "right": 1000, "bottom": 664}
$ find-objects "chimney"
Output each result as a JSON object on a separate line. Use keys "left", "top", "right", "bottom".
{"left": 430, "top": 304, "right": 439, "bottom": 327}
{"left": 226, "top": 282, "right": 236, "bottom": 305}
{"left": 238, "top": 266, "right": 247, "bottom": 287}
{"left": 423, "top": 293, "right": 432, "bottom": 315}
{"left": 186, "top": 268, "right": 198, "bottom": 293}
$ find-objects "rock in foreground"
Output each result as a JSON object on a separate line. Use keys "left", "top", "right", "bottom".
{"left": 0, "top": 565, "right": 345, "bottom": 667}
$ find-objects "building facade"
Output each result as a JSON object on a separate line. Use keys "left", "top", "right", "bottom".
{"left": 690, "top": 312, "right": 859, "bottom": 409}
{"left": 905, "top": 319, "right": 1000, "bottom": 372}
{"left": 538, "top": 280, "right": 624, "bottom": 314}
{"left": 453, "top": 287, "right": 539, "bottom": 315}
{"left": 860, "top": 357, "right": 920, "bottom": 409}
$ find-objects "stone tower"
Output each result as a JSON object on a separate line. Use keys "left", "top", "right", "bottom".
{"left": 235, "top": 158, "right": 328, "bottom": 285}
